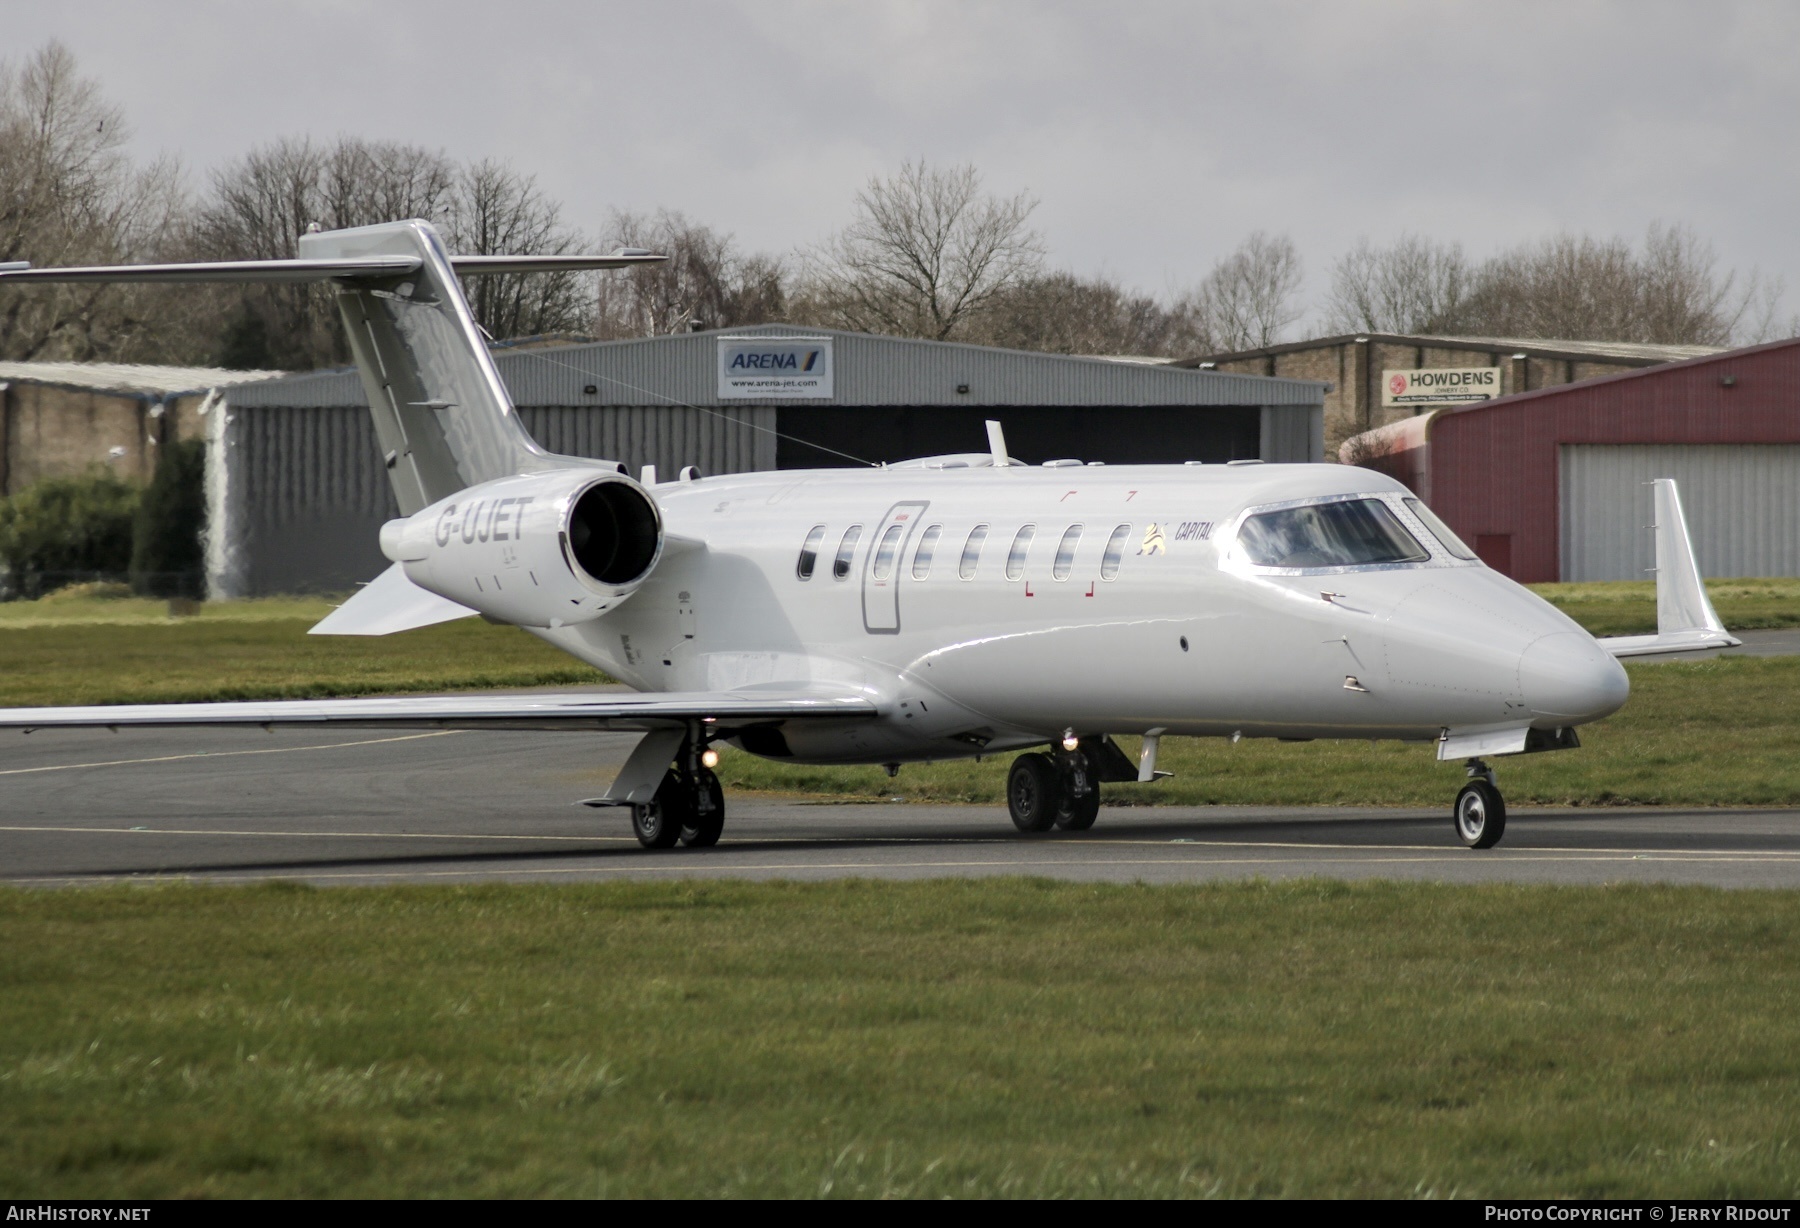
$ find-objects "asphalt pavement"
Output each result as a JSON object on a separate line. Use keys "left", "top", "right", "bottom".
{"left": 5, "top": 720, "right": 1800, "bottom": 889}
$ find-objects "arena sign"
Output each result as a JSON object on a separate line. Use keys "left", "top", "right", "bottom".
{"left": 1382, "top": 367, "right": 1502, "bottom": 407}
{"left": 718, "top": 336, "right": 834, "bottom": 399}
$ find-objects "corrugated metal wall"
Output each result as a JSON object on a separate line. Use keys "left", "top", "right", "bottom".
{"left": 1560, "top": 444, "right": 1800, "bottom": 581}
{"left": 1260, "top": 405, "right": 1324, "bottom": 464}
{"left": 488, "top": 325, "right": 1323, "bottom": 409}
{"left": 522, "top": 405, "right": 775, "bottom": 476}
{"left": 1426, "top": 338, "right": 1800, "bottom": 583}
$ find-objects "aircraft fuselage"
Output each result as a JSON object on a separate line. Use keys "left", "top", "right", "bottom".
{"left": 535, "top": 461, "right": 1630, "bottom": 765}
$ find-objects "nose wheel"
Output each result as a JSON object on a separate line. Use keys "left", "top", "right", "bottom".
{"left": 1453, "top": 759, "right": 1506, "bottom": 849}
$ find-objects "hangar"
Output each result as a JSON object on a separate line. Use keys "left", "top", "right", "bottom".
{"left": 0, "top": 361, "right": 278, "bottom": 493}
{"left": 1174, "top": 332, "right": 1717, "bottom": 457}
{"left": 1340, "top": 337, "right": 1800, "bottom": 583}
{"left": 210, "top": 324, "right": 1325, "bottom": 595}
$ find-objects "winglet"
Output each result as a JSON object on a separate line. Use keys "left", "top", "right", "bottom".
{"left": 1596, "top": 478, "right": 1740, "bottom": 658}
{"left": 309, "top": 563, "right": 477, "bottom": 636}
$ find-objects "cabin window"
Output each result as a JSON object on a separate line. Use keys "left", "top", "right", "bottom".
{"left": 912, "top": 525, "right": 942, "bottom": 579}
{"left": 796, "top": 524, "right": 827, "bottom": 580}
{"left": 833, "top": 525, "right": 863, "bottom": 580}
{"left": 1101, "top": 524, "right": 1131, "bottom": 580}
{"left": 1237, "top": 499, "right": 1428, "bottom": 569}
{"left": 959, "top": 524, "right": 988, "bottom": 580}
{"left": 1006, "top": 525, "right": 1036, "bottom": 580}
{"left": 1404, "top": 497, "right": 1478, "bottom": 560}
{"left": 1053, "top": 525, "right": 1082, "bottom": 580}
{"left": 872, "top": 524, "right": 905, "bottom": 580}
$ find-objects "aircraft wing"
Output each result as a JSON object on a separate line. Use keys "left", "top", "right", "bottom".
{"left": 0, "top": 688, "right": 878, "bottom": 733}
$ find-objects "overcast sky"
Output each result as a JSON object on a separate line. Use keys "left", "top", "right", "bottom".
{"left": 9, "top": 0, "right": 1799, "bottom": 329}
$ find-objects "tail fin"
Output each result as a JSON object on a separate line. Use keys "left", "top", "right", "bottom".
{"left": 305, "top": 220, "right": 551, "bottom": 513}
{"left": 0, "top": 221, "right": 663, "bottom": 514}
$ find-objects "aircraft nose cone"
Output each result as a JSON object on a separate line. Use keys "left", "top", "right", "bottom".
{"left": 1518, "top": 632, "right": 1629, "bottom": 721}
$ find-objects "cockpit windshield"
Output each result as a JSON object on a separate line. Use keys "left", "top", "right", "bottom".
{"left": 1237, "top": 498, "right": 1430, "bottom": 569}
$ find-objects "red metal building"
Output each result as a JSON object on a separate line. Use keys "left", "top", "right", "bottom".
{"left": 1342, "top": 337, "right": 1800, "bottom": 583}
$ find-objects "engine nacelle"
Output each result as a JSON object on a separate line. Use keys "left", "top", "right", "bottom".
{"left": 379, "top": 469, "right": 663, "bottom": 627}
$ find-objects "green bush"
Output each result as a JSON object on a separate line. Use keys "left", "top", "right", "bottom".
{"left": 0, "top": 468, "right": 140, "bottom": 599}
{"left": 130, "top": 437, "right": 206, "bottom": 599}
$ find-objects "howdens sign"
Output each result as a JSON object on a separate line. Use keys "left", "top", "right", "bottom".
{"left": 1383, "top": 367, "right": 1502, "bottom": 407}
{"left": 718, "top": 336, "right": 834, "bottom": 399}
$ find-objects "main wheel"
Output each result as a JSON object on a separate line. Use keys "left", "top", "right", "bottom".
{"left": 1453, "top": 779, "right": 1506, "bottom": 849}
{"left": 634, "top": 769, "right": 688, "bottom": 849}
{"left": 1055, "top": 782, "right": 1100, "bottom": 831}
{"left": 679, "top": 768, "right": 726, "bottom": 848}
{"left": 1007, "top": 753, "right": 1061, "bottom": 833}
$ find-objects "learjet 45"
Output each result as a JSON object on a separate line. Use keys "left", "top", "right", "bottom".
{"left": 0, "top": 220, "right": 1737, "bottom": 850}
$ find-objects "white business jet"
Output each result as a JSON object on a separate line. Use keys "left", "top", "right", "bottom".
{"left": 0, "top": 220, "right": 1737, "bottom": 850}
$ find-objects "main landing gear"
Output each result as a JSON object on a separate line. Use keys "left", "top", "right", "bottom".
{"left": 632, "top": 762, "right": 725, "bottom": 849}
{"left": 618, "top": 725, "right": 725, "bottom": 850}
{"left": 1453, "top": 758, "right": 1505, "bottom": 849}
{"left": 1007, "top": 747, "right": 1101, "bottom": 833}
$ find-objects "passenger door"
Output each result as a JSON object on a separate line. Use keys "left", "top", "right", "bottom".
{"left": 862, "top": 501, "right": 928, "bottom": 634}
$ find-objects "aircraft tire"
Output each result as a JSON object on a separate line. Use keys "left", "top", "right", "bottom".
{"left": 1055, "top": 783, "right": 1100, "bottom": 831}
{"left": 635, "top": 770, "right": 688, "bottom": 849}
{"left": 679, "top": 768, "right": 726, "bottom": 848}
{"left": 1008, "top": 754, "right": 1061, "bottom": 833}
{"left": 1453, "top": 779, "right": 1506, "bottom": 849}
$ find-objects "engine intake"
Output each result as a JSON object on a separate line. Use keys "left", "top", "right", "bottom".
{"left": 567, "top": 480, "right": 660, "bottom": 586}
{"left": 380, "top": 469, "right": 663, "bottom": 627}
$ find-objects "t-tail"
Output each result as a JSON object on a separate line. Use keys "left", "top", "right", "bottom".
{"left": 0, "top": 219, "right": 664, "bottom": 514}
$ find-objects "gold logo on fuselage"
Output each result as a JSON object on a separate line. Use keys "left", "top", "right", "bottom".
{"left": 1139, "top": 523, "right": 1166, "bottom": 556}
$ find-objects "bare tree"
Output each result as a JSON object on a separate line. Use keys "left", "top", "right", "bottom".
{"left": 0, "top": 42, "right": 187, "bottom": 362}
{"left": 194, "top": 140, "right": 594, "bottom": 367}
{"left": 1181, "top": 232, "right": 1304, "bottom": 352}
{"left": 446, "top": 159, "right": 590, "bottom": 342}
{"left": 1463, "top": 232, "right": 1644, "bottom": 342}
{"left": 1323, "top": 234, "right": 1473, "bottom": 334}
{"left": 970, "top": 271, "right": 1207, "bottom": 357}
{"left": 1633, "top": 221, "right": 1751, "bottom": 345}
{"left": 800, "top": 161, "right": 1045, "bottom": 340}
{"left": 593, "top": 209, "right": 787, "bottom": 338}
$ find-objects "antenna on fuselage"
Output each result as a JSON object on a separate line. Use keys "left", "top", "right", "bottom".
{"left": 986, "top": 420, "right": 1012, "bottom": 468}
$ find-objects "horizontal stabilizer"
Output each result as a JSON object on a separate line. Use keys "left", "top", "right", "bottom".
{"left": 0, "top": 249, "right": 664, "bottom": 286}
{"left": 308, "top": 564, "right": 477, "bottom": 636}
{"left": 0, "top": 256, "right": 424, "bottom": 284}
{"left": 1596, "top": 478, "right": 1741, "bottom": 659}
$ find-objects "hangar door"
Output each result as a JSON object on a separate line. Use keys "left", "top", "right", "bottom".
{"left": 1559, "top": 444, "right": 1800, "bottom": 581}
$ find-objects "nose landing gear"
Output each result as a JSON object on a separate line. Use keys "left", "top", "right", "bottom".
{"left": 1453, "top": 758, "right": 1506, "bottom": 849}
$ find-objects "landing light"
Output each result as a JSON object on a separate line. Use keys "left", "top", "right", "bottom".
{"left": 701, "top": 748, "right": 720, "bottom": 769}
{"left": 1061, "top": 729, "right": 1080, "bottom": 752}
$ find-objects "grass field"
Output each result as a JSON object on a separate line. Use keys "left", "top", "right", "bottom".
{"left": 1535, "top": 576, "right": 1800, "bottom": 636}
{"left": 3, "top": 589, "right": 1798, "bottom": 1199}
{"left": 2, "top": 878, "right": 1798, "bottom": 1198}
{"left": 0, "top": 589, "right": 602, "bottom": 707}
